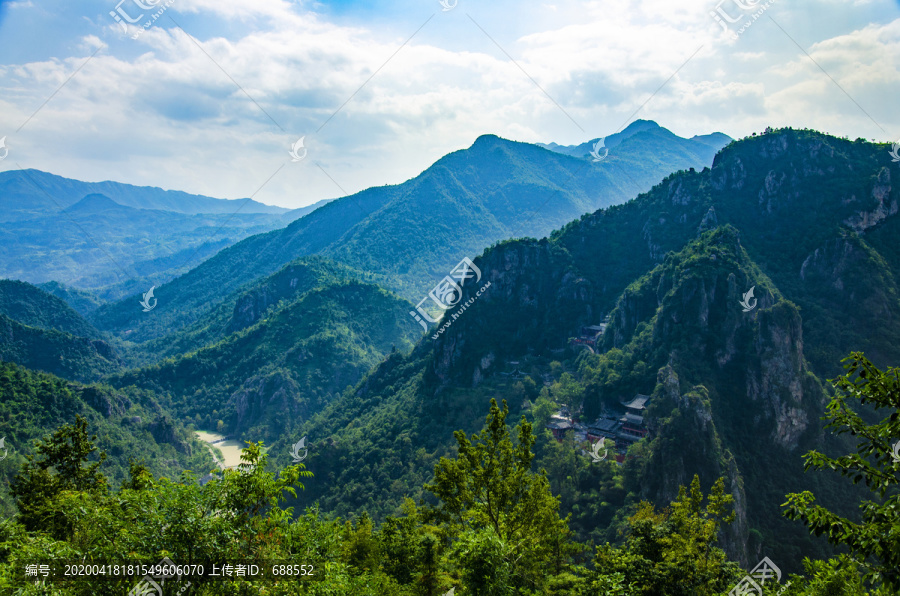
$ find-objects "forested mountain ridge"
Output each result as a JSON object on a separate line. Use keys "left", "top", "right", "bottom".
{"left": 88, "top": 121, "right": 731, "bottom": 343}
{"left": 0, "top": 279, "right": 101, "bottom": 339}
{"left": 0, "top": 362, "right": 215, "bottom": 516}
{"left": 0, "top": 314, "right": 120, "bottom": 383}
{"left": 0, "top": 280, "right": 120, "bottom": 382}
{"left": 118, "top": 257, "right": 385, "bottom": 366}
{"left": 550, "top": 128, "right": 900, "bottom": 377}
{"left": 274, "top": 128, "right": 896, "bottom": 573}
{"left": 110, "top": 276, "right": 423, "bottom": 441}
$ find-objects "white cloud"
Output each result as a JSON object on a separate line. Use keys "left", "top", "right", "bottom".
{"left": 0, "top": 0, "right": 897, "bottom": 207}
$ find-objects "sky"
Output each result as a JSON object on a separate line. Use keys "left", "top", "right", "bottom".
{"left": 0, "top": 0, "right": 898, "bottom": 209}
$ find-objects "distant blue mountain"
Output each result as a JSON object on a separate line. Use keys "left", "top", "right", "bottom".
{"left": 0, "top": 169, "right": 288, "bottom": 222}
{"left": 0, "top": 190, "right": 292, "bottom": 294}
{"left": 537, "top": 119, "right": 730, "bottom": 162}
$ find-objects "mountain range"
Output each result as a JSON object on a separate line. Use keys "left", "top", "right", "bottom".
{"left": 0, "top": 169, "right": 309, "bottom": 296}
{"left": 538, "top": 119, "right": 729, "bottom": 161}
{"left": 253, "top": 128, "right": 896, "bottom": 571}
{"left": 0, "top": 169, "right": 286, "bottom": 220}
{"left": 2, "top": 124, "right": 895, "bottom": 576}
{"left": 84, "top": 120, "right": 732, "bottom": 346}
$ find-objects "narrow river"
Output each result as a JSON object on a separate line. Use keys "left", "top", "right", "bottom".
{"left": 195, "top": 431, "right": 245, "bottom": 469}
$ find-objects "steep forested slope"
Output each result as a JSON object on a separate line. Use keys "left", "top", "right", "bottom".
{"left": 0, "top": 279, "right": 101, "bottom": 339}
{"left": 129, "top": 257, "right": 381, "bottom": 365}
{"left": 0, "top": 280, "right": 120, "bottom": 382}
{"left": 0, "top": 314, "right": 119, "bottom": 383}
{"left": 111, "top": 279, "right": 422, "bottom": 442}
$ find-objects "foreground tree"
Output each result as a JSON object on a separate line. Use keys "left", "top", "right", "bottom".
{"left": 10, "top": 415, "right": 108, "bottom": 538}
{"left": 783, "top": 353, "right": 900, "bottom": 591}
{"left": 424, "top": 398, "right": 576, "bottom": 593}
{"left": 2, "top": 432, "right": 325, "bottom": 595}
{"left": 590, "top": 475, "right": 739, "bottom": 596}
{"left": 779, "top": 555, "right": 877, "bottom": 596}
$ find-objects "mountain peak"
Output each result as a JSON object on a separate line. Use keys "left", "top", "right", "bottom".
{"left": 64, "top": 193, "right": 126, "bottom": 213}
{"left": 618, "top": 119, "right": 661, "bottom": 136}
{"left": 536, "top": 120, "right": 730, "bottom": 159}
{"left": 604, "top": 119, "right": 661, "bottom": 148}
{"left": 470, "top": 134, "right": 508, "bottom": 150}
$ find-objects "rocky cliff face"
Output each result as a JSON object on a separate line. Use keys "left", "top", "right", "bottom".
{"left": 609, "top": 229, "right": 814, "bottom": 447}
{"left": 429, "top": 239, "right": 594, "bottom": 386}
{"left": 231, "top": 371, "right": 306, "bottom": 433}
{"left": 148, "top": 415, "right": 191, "bottom": 455}
{"left": 79, "top": 385, "right": 127, "bottom": 418}
{"left": 799, "top": 236, "right": 895, "bottom": 317}
{"left": 648, "top": 364, "right": 752, "bottom": 566}
{"left": 747, "top": 303, "right": 811, "bottom": 450}
{"left": 227, "top": 264, "right": 314, "bottom": 333}
{"left": 843, "top": 167, "right": 896, "bottom": 233}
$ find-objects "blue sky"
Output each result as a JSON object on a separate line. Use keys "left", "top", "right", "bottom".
{"left": 0, "top": 0, "right": 898, "bottom": 208}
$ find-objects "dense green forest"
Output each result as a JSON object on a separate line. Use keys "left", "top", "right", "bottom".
{"left": 0, "top": 280, "right": 102, "bottom": 340}
{"left": 0, "top": 355, "right": 896, "bottom": 594}
{"left": 1, "top": 128, "right": 898, "bottom": 594}
{"left": 111, "top": 278, "right": 422, "bottom": 439}
{"left": 0, "top": 362, "right": 214, "bottom": 517}
{"left": 0, "top": 280, "right": 121, "bottom": 383}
